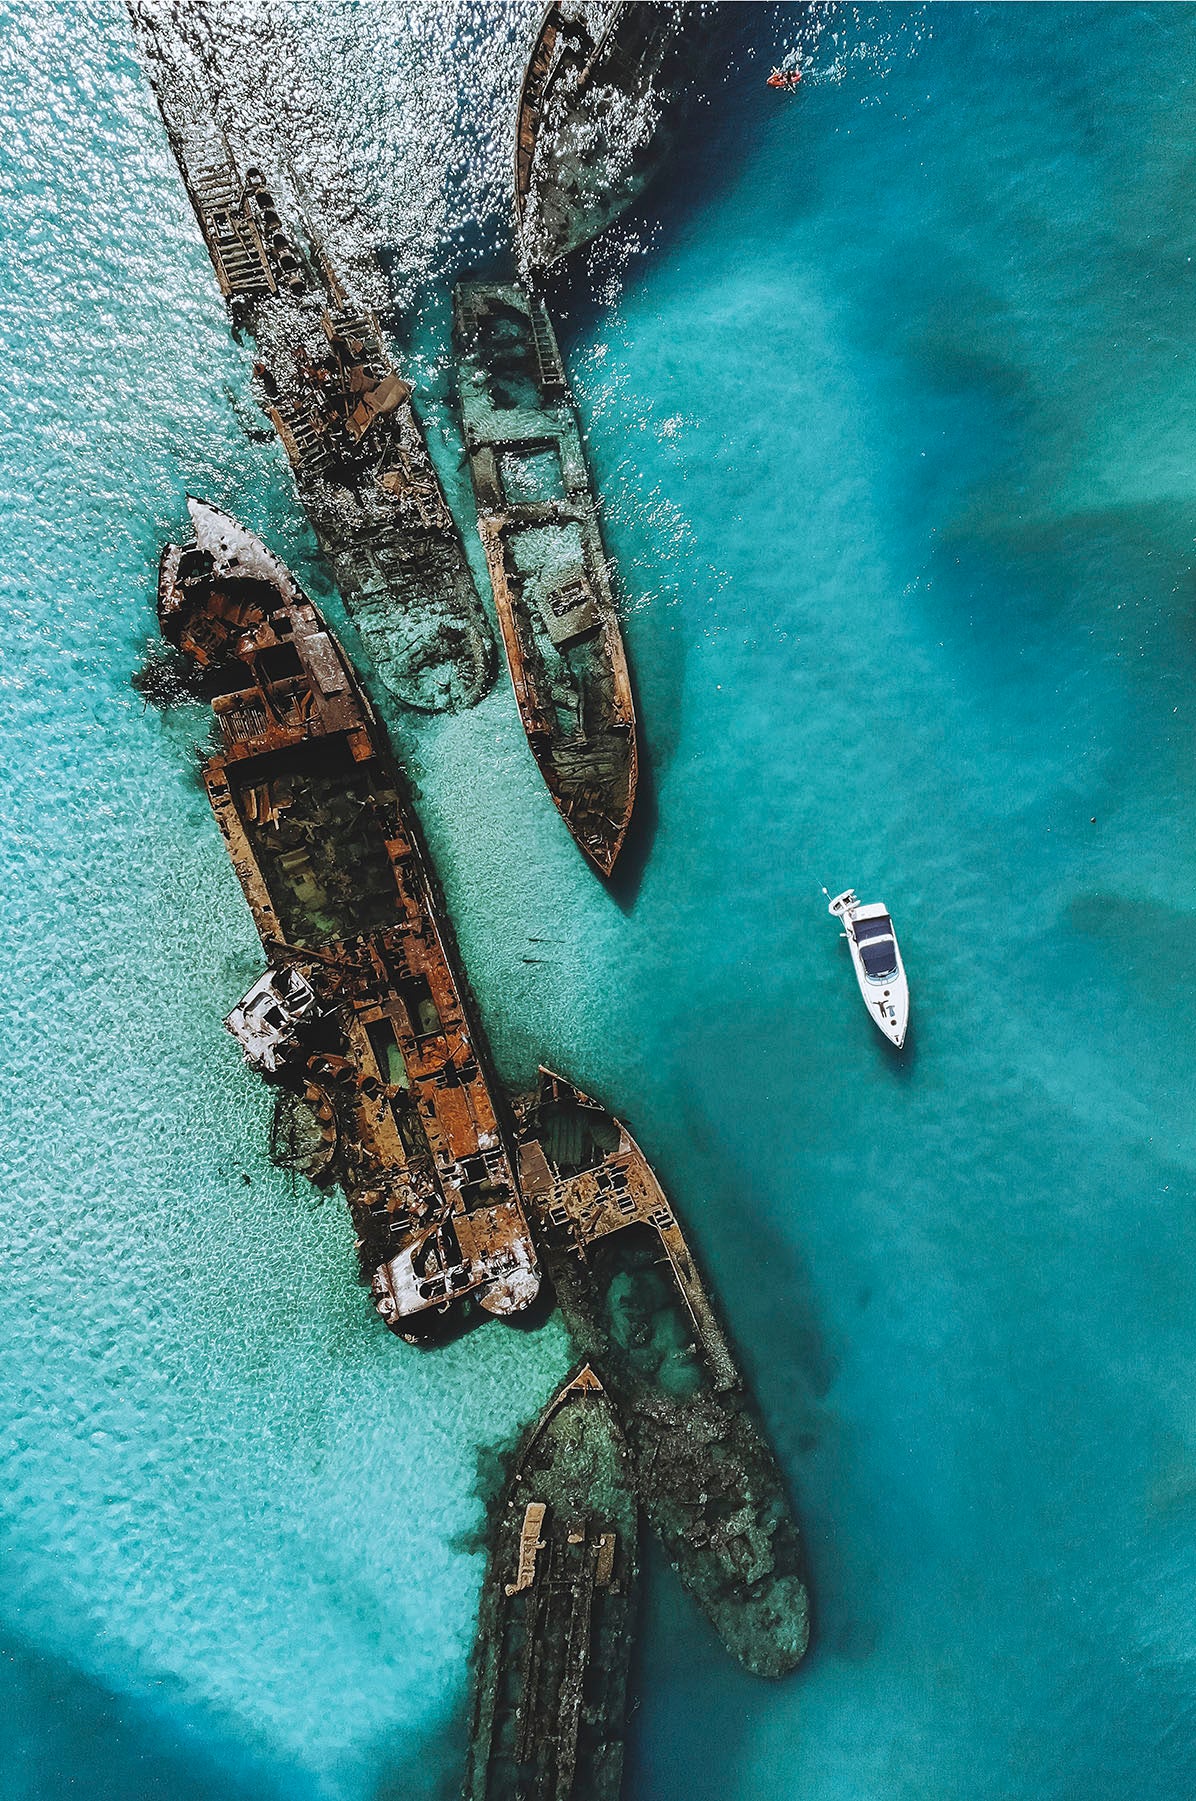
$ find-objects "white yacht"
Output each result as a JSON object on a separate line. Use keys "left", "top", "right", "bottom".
{"left": 826, "top": 889, "right": 909, "bottom": 1047}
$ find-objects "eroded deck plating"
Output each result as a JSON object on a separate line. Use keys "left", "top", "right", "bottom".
{"left": 454, "top": 280, "right": 637, "bottom": 875}
{"left": 130, "top": 7, "right": 494, "bottom": 714}
{"left": 465, "top": 1366, "right": 637, "bottom": 1801}
{"left": 159, "top": 500, "right": 537, "bottom": 1332}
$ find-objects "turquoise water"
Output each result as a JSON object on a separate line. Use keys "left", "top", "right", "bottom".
{"left": 4, "top": 2, "right": 1196, "bottom": 1797}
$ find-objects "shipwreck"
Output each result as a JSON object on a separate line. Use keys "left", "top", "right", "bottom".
{"left": 464, "top": 1365, "right": 637, "bottom": 1801}
{"left": 514, "top": 1072, "right": 810, "bottom": 1679}
{"left": 155, "top": 504, "right": 806, "bottom": 1676}
{"left": 130, "top": 7, "right": 494, "bottom": 714}
{"left": 159, "top": 499, "right": 538, "bottom": 1334}
{"left": 454, "top": 280, "right": 637, "bottom": 876}
{"left": 514, "top": 2, "right": 680, "bottom": 271}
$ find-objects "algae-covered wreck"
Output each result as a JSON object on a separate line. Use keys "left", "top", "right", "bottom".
{"left": 160, "top": 500, "right": 537, "bottom": 1334}
{"left": 515, "top": 1072, "right": 810, "bottom": 1678}
{"left": 156, "top": 500, "right": 805, "bottom": 1677}
{"left": 514, "top": 2, "right": 680, "bottom": 270}
{"left": 130, "top": 8, "right": 493, "bottom": 714}
{"left": 465, "top": 1366, "right": 637, "bottom": 1801}
{"left": 455, "top": 281, "right": 636, "bottom": 875}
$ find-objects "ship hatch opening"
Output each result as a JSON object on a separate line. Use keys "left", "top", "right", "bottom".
{"left": 471, "top": 302, "right": 541, "bottom": 409}
{"left": 397, "top": 973, "right": 443, "bottom": 1039}
{"left": 231, "top": 739, "right": 403, "bottom": 945}
{"left": 256, "top": 641, "right": 304, "bottom": 682}
{"left": 208, "top": 662, "right": 261, "bottom": 699}
{"left": 537, "top": 1098, "right": 619, "bottom": 1175}
{"left": 500, "top": 445, "right": 566, "bottom": 505}
{"left": 590, "top": 1224, "right": 705, "bottom": 1399}
{"left": 394, "top": 1107, "right": 430, "bottom": 1161}
{"left": 365, "top": 1019, "right": 409, "bottom": 1089}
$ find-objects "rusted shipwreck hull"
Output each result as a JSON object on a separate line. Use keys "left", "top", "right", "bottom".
{"left": 464, "top": 1366, "right": 637, "bottom": 1801}
{"left": 154, "top": 510, "right": 805, "bottom": 1679}
{"left": 514, "top": 1072, "right": 810, "bottom": 1679}
{"left": 130, "top": 7, "right": 493, "bottom": 714}
{"left": 454, "top": 281, "right": 636, "bottom": 876}
{"left": 514, "top": 2, "right": 679, "bottom": 270}
{"left": 159, "top": 499, "right": 537, "bottom": 1335}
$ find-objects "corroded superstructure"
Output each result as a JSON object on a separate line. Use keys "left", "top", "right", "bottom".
{"left": 515, "top": 1073, "right": 810, "bottom": 1678}
{"left": 155, "top": 503, "right": 805, "bottom": 1677}
{"left": 465, "top": 1366, "right": 637, "bottom": 1801}
{"left": 131, "top": 8, "right": 494, "bottom": 713}
{"left": 159, "top": 500, "right": 538, "bottom": 1334}
{"left": 455, "top": 281, "right": 637, "bottom": 875}
{"left": 126, "top": 0, "right": 823, "bottom": 1770}
{"left": 155, "top": 503, "right": 806, "bottom": 1673}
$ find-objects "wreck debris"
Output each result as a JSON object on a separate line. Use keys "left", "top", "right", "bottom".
{"left": 465, "top": 1365, "right": 637, "bottom": 1801}
{"left": 454, "top": 281, "right": 637, "bottom": 875}
{"left": 128, "top": 6, "right": 494, "bottom": 714}
{"left": 514, "top": 2, "right": 680, "bottom": 271}
{"left": 226, "top": 965, "right": 322, "bottom": 1076}
{"left": 269, "top": 1086, "right": 340, "bottom": 1185}
{"left": 514, "top": 1071, "right": 810, "bottom": 1678}
{"left": 132, "top": 641, "right": 209, "bottom": 709}
{"left": 160, "top": 499, "right": 538, "bottom": 1334}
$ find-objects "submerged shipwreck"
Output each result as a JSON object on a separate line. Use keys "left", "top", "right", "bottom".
{"left": 156, "top": 503, "right": 806, "bottom": 1677}
{"left": 513, "top": 1072, "right": 809, "bottom": 1678}
{"left": 129, "top": 0, "right": 813, "bottom": 1780}
{"left": 465, "top": 1366, "right": 637, "bottom": 1801}
{"left": 131, "top": 9, "right": 493, "bottom": 714}
{"left": 454, "top": 281, "right": 637, "bottom": 875}
{"left": 514, "top": 1, "right": 680, "bottom": 270}
{"left": 160, "top": 500, "right": 538, "bottom": 1334}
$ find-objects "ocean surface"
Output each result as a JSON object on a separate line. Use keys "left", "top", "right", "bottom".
{"left": 3, "top": 3, "right": 1196, "bottom": 1797}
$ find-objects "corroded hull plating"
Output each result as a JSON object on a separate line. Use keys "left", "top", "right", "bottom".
{"left": 514, "top": 2, "right": 679, "bottom": 270}
{"left": 454, "top": 281, "right": 637, "bottom": 875}
{"left": 159, "top": 501, "right": 538, "bottom": 1334}
{"left": 465, "top": 1367, "right": 637, "bottom": 1801}
{"left": 514, "top": 1072, "right": 810, "bottom": 1678}
{"left": 129, "top": 7, "right": 494, "bottom": 714}
{"left": 155, "top": 506, "right": 807, "bottom": 1678}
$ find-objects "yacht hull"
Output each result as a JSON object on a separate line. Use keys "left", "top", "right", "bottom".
{"left": 828, "top": 890, "right": 909, "bottom": 1047}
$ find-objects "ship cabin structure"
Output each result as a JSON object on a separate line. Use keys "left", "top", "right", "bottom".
{"left": 465, "top": 1366, "right": 637, "bottom": 1801}
{"left": 130, "top": 7, "right": 493, "bottom": 714}
{"left": 159, "top": 500, "right": 538, "bottom": 1335}
{"left": 514, "top": 1072, "right": 811, "bottom": 1679}
{"left": 454, "top": 281, "right": 637, "bottom": 876}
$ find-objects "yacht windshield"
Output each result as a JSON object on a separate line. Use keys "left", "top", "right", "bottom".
{"left": 859, "top": 938, "right": 897, "bottom": 979}
{"left": 853, "top": 915, "right": 892, "bottom": 942}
